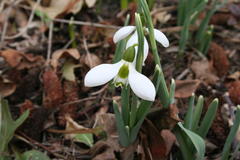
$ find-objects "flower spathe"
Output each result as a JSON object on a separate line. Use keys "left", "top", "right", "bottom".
{"left": 84, "top": 60, "right": 156, "bottom": 101}
{"left": 113, "top": 26, "right": 169, "bottom": 62}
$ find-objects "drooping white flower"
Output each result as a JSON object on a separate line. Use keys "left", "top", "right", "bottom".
{"left": 84, "top": 59, "right": 156, "bottom": 101}
{"left": 113, "top": 26, "right": 169, "bottom": 63}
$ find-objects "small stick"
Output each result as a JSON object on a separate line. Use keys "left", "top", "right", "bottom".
{"left": 54, "top": 18, "right": 120, "bottom": 29}
{"left": 83, "top": 37, "right": 94, "bottom": 68}
{"left": 46, "top": 21, "right": 53, "bottom": 63}
{"left": 4, "top": 0, "right": 42, "bottom": 40}
{"left": 61, "top": 96, "right": 97, "bottom": 106}
{"left": 16, "top": 132, "right": 65, "bottom": 159}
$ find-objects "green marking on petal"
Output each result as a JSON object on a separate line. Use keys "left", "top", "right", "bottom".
{"left": 118, "top": 64, "right": 129, "bottom": 79}
{"left": 122, "top": 45, "right": 137, "bottom": 62}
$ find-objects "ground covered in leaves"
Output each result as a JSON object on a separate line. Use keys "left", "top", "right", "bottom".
{"left": 1, "top": 0, "right": 240, "bottom": 159}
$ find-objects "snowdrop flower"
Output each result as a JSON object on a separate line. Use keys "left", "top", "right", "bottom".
{"left": 84, "top": 46, "right": 156, "bottom": 101}
{"left": 113, "top": 26, "right": 169, "bottom": 62}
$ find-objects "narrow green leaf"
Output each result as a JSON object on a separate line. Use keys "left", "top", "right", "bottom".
{"left": 177, "top": 0, "right": 187, "bottom": 26}
{"left": 200, "top": 25, "right": 214, "bottom": 55}
{"left": 157, "top": 68, "right": 170, "bottom": 108}
{"left": 176, "top": 122, "right": 205, "bottom": 160}
{"left": 195, "top": 0, "right": 226, "bottom": 45}
{"left": 152, "top": 65, "right": 161, "bottom": 91}
{"left": 169, "top": 79, "right": 176, "bottom": 105}
{"left": 20, "top": 150, "right": 50, "bottom": 160}
{"left": 74, "top": 133, "right": 94, "bottom": 147}
{"left": 0, "top": 98, "right": 29, "bottom": 153}
{"left": 179, "top": 14, "right": 191, "bottom": 56}
{"left": 130, "top": 101, "right": 152, "bottom": 143}
{"left": 139, "top": 0, "right": 161, "bottom": 66}
{"left": 113, "top": 101, "right": 129, "bottom": 147}
{"left": 184, "top": 94, "right": 195, "bottom": 130}
{"left": 174, "top": 123, "right": 194, "bottom": 160}
{"left": 192, "top": 95, "right": 204, "bottom": 131}
{"left": 221, "top": 106, "right": 240, "bottom": 160}
{"left": 197, "top": 98, "right": 218, "bottom": 138}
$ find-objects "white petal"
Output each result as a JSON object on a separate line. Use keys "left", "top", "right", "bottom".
{"left": 126, "top": 31, "right": 138, "bottom": 48}
{"left": 128, "top": 66, "right": 156, "bottom": 101}
{"left": 84, "top": 61, "right": 124, "bottom": 87}
{"left": 143, "top": 37, "right": 149, "bottom": 62}
{"left": 126, "top": 32, "right": 149, "bottom": 62}
{"left": 113, "top": 26, "right": 136, "bottom": 43}
{"left": 153, "top": 29, "right": 169, "bottom": 47}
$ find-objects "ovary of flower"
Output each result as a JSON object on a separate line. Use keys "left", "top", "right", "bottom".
{"left": 113, "top": 26, "right": 169, "bottom": 62}
{"left": 84, "top": 60, "right": 156, "bottom": 101}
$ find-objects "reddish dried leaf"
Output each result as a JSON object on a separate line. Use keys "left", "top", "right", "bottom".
{"left": 51, "top": 48, "right": 80, "bottom": 70}
{"left": 43, "top": 69, "right": 64, "bottom": 108}
{"left": 210, "top": 13, "right": 232, "bottom": 25}
{"left": 161, "top": 130, "right": 176, "bottom": 156}
{"left": 148, "top": 104, "right": 181, "bottom": 131}
{"left": 58, "top": 81, "right": 79, "bottom": 126}
{"left": 175, "top": 79, "right": 201, "bottom": 98}
{"left": 142, "top": 119, "right": 167, "bottom": 160}
{"left": 228, "top": 81, "right": 240, "bottom": 104}
{"left": 19, "top": 107, "right": 50, "bottom": 140}
{"left": 20, "top": 100, "right": 34, "bottom": 115}
{"left": 0, "top": 49, "right": 45, "bottom": 70}
{"left": 191, "top": 59, "right": 219, "bottom": 85}
{"left": 0, "top": 50, "right": 22, "bottom": 67}
{"left": 208, "top": 42, "right": 229, "bottom": 76}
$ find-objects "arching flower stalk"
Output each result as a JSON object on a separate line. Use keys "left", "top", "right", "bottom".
{"left": 84, "top": 46, "right": 156, "bottom": 101}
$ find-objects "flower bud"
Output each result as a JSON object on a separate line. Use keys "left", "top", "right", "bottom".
{"left": 122, "top": 45, "right": 137, "bottom": 62}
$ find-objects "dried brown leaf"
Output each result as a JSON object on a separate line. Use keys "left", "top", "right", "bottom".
{"left": 85, "top": 0, "right": 97, "bottom": 8}
{"left": 208, "top": 42, "right": 229, "bottom": 76}
{"left": 228, "top": 80, "right": 240, "bottom": 104}
{"left": 64, "top": 115, "right": 90, "bottom": 140}
{"left": 0, "top": 77, "right": 16, "bottom": 97}
{"left": 43, "top": 69, "right": 64, "bottom": 109}
{"left": 0, "top": 49, "right": 45, "bottom": 70}
{"left": 210, "top": 13, "right": 232, "bottom": 25}
{"left": 161, "top": 130, "right": 176, "bottom": 156}
{"left": 58, "top": 81, "right": 79, "bottom": 126}
{"left": 141, "top": 119, "right": 167, "bottom": 160}
{"left": 51, "top": 48, "right": 80, "bottom": 70}
{"left": 27, "top": 0, "right": 84, "bottom": 19}
{"left": 227, "top": 71, "right": 240, "bottom": 80}
{"left": 81, "top": 53, "right": 101, "bottom": 68}
{"left": 148, "top": 104, "right": 181, "bottom": 131}
{"left": 191, "top": 59, "right": 219, "bottom": 85}
{"left": 175, "top": 79, "right": 201, "bottom": 98}
{"left": 20, "top": 99, "right": 34, "bottom": 115}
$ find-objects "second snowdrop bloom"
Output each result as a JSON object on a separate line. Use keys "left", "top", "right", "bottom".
{"left": 84, "top": 46, "right": 156, "bottom": 101}
{"left": 113, "top": 25, "right": 169, "bottom": 62}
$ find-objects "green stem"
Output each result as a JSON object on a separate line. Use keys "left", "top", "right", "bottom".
{"left": 121, "top": 86, "right": 130, "bottom": 125}
{"left": 130, "top": 95, "right": 138, "bottom": 128}
{"left": 139, "top": 0, "right": 161, "bottom": 66}
{"left": 135, "top": 13, "right": 144, "bottom": 72}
